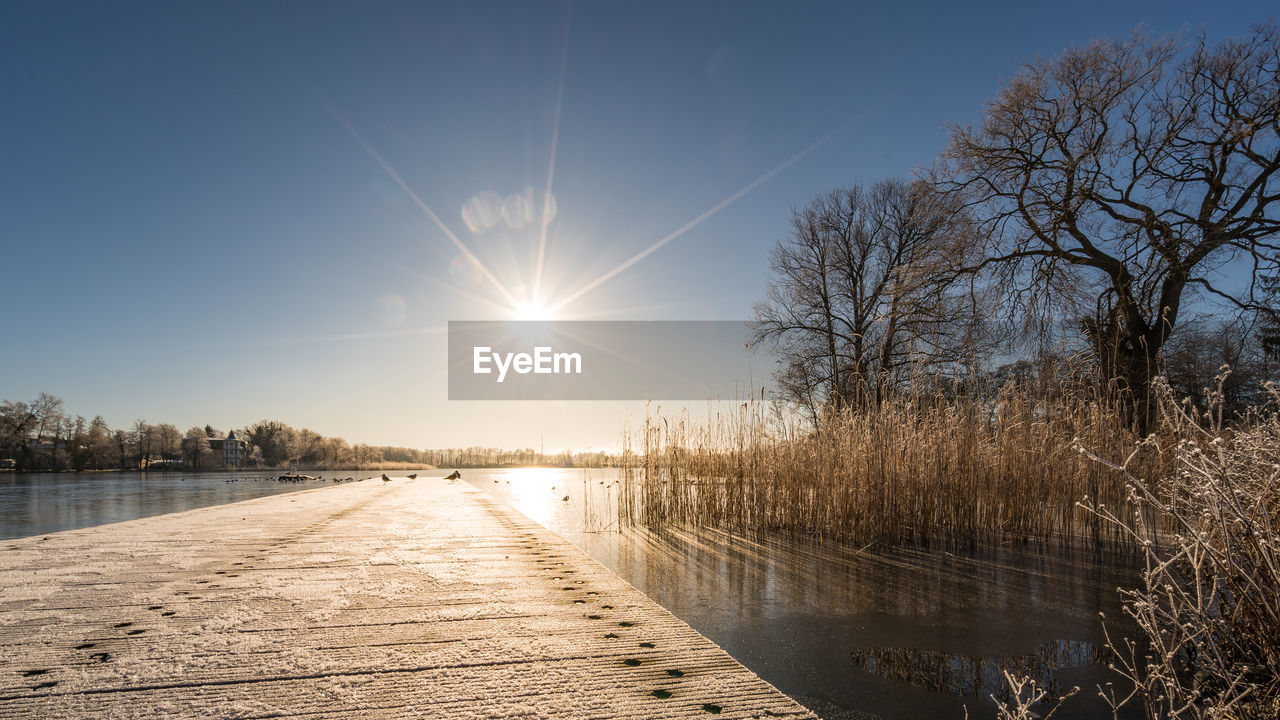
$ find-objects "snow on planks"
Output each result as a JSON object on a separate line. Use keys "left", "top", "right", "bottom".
{"left": 0, "top": 478, "right": 818, "bottom": 719}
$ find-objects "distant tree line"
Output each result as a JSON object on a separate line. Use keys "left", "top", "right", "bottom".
{"left": 0, "top": 396, "right": 612, "bottom": 472}
{"left": 754, "top": 25, "right": 1280, "bottom": 430}
{"left": 236, "top": 418, "right": 611, "bottom": 469}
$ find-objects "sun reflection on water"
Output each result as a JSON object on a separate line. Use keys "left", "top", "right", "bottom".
{"left": 501, "top": 467, "right": 565, "bottom": 527}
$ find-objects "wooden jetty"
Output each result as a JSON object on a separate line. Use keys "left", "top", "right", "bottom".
{"left": 0, "top": 478, "right": 818, "bottom": 719}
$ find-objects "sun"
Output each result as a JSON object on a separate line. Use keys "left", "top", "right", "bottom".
{"left": 513, "top": 299, "right": 556, "bottom": 321}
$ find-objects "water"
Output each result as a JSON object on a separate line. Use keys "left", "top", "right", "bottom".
{"left": 0, "top": 470, "right": 347, "bottom": 540}
{"left": 465, "top": 467, "right": 1145, "bottom": 720}
{"left": 1, "top": 468, "right": 1145, "bottom": 719}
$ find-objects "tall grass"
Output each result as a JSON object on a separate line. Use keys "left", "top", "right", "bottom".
{"left": 621, "top": 369, "right": 1170, "bottom": 551}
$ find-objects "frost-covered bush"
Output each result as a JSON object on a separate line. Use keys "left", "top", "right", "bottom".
{"left": 1080, "top": 374, "right": 1280, "bottom": 719}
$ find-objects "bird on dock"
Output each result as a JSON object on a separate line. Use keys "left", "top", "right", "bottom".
{"left": 444, "top": 470, "right": 461, "bottom": 480}
{"left": 407, "top": 473, "right": 417, "bottom": 479}
{"left": 381, "top": 473, "right": 391, "bottom": 482}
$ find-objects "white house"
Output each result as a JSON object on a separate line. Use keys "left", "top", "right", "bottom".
{"left": 207, "top": 431, "right": 249, "bottom": 468}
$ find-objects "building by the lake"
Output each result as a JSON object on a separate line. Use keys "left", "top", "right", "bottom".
{"left": 207, "top": 431, "right": 248, "bottom": 468}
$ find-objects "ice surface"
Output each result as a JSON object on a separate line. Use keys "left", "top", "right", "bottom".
{"left": 0, "top": 479, "right": 816, "bottom": 719}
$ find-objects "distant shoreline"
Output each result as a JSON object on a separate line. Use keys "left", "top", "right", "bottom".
{"left": 0, "top": 463, "right": 615, "bottom": 475}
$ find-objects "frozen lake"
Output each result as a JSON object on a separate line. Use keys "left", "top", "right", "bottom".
{"left": 0, "top": 470, "right": 340, "bottom": 540}
{"left": 1, "top": 467, "right": 1142, "bottom": 719}
{"left": 465, "top": 467, "right": 1144, "bottom": 720}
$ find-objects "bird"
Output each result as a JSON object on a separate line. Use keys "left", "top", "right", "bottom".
{"left": 407, "top": 473, "right": 417, "bottom": 479}
{"left": 561, "top": 496, "right": 569, "bottom": 502}
{"left": 381, "top": 473, "right": 391, "bottom": 482}
{"left": 444, "top": 470, "right": 461, "bottom": 480}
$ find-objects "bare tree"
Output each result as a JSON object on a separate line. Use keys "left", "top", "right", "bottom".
{"left": 183, "top": 426, "right": 213, "bottom": 468}
{"left": 29, "top": 393, "right": 64, "bottom": 469}
{"left": 30, "top": 393, "right": 64, "bottom": 440}
{"left": 322, "top": 436, "right": 353, "bottom": 467}
{"left": 151, "top": 423, "right": 182, "bottom": 463}
{"left": 130, "top": 420, "right": 153, "bottom": 469}
{"left": 1162, "top": 316, "right": 1266, "bottom": 416}
{"left": 754, "top": 198, "right": 845, "bottom": 412}
{"left": 754, "top": 179, "right": 987, "bottom": 414}
{"left": 1261, "top": 269, "right": 1280, "bottom": 371}
{"left": 289, "top": 428, "right": 324, "bottom": 466}
{"left": 940, "top": 26, "right": 1280, "bottom": 431}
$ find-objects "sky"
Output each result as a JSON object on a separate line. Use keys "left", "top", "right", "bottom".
{"left": 1, "top": 0, "right": 1272, "bottom": 451}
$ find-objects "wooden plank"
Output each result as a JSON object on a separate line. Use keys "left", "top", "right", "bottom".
{"left": 0, "top": 478, "right": 818, "bottom": 719}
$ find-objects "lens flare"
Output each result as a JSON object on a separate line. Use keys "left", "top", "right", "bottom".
{"left": 465, "top": 187, "right": 557, "bottom": 233}
{"left": 462, "top": 191, "right": 504, "bottom": 233}
{"left": 448, "top": 256, "right": 485, "bottom": 287}
{"left": 502, "top": 187, "right": 535, "bottom": 229}
{"left": 377, "top": 293, "right": 408, "bottom": 327}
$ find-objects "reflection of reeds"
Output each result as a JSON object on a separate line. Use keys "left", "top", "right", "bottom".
{"left": 577, "top": 471, "right": 620, "bottom": 533}
{"left": 849, "top": 639, "right": 1104, "bottom": 702}
{"left": 621, "top": 379, "right": 1168, "bottom": 551}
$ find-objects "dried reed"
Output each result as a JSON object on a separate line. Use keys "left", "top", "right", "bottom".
{"left": 621, "top": 371, "right": 1169, "bottom": 551}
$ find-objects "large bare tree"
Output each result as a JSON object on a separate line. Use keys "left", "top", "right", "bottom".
{"left": 754, "top": 179, "right": 987, "bottom": 416}
{"left": 754, "top": 193, "right": 845, "bottom": 416}
{"left": 940, "top": 26, "right": 1280, "bottom": 431}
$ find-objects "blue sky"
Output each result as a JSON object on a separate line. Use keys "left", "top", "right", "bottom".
{"left": 1, "top": 1, "right": 1272, "bottom": 450}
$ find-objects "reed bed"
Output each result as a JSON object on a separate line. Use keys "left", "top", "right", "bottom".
{"left": 620, "top": 377, "right": 1172, "bottom": 551}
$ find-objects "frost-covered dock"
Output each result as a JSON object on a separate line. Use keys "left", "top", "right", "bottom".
{"left": 0, "top": 478, "right": 817, "bottom": 719}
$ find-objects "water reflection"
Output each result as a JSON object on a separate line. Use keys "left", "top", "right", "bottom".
{"left": 469, "top": 468, "right": 1144, "bottom": 720}
{"left": 0, "top": 471, "right": 339, "bottom": 540}
{"left": 851, "top": 639, "right": 1103, "bottom": 704}
{"left": 0, "top": 468, "right": 1140, "bottom": 720}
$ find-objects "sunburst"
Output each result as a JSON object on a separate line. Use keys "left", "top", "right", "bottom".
{"left": 313, "top": 2, "right": 853, "bottom": 327}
